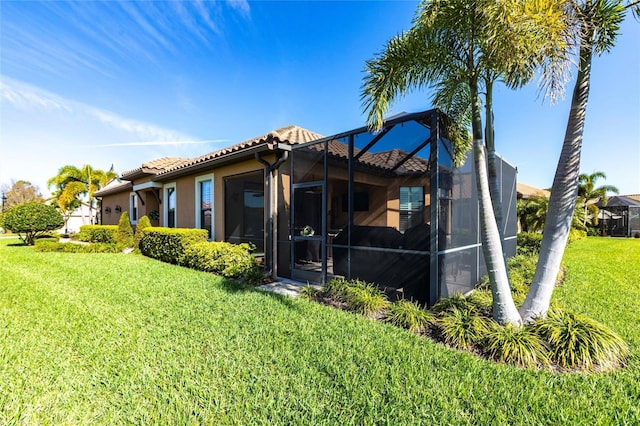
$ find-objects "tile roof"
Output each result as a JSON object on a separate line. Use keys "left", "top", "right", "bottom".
{"left": 156, "top": 125, "right": 324, "bottom": 177}
{"left": 121, "top": 157, "right": 190, "bottom": 179}
{"left": 517, "top": 183, "right": 550, "bottom": 199}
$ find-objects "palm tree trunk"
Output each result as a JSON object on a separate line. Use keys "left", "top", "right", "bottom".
{"left": 485, "top": 79, "right": 505, "bottom": 243}
{"left": 520, "top": 35, "right": 593, "bottom": 323}
{"left": 471, "top": 83, "right": 521, "bottom": 326}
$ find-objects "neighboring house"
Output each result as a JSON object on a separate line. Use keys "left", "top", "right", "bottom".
{"left": 516, "top": 182, "right": 550, "bottom": 199}
{"left": 597, "top": 194, "right": 640, "bottom": 237}
{"left": 45, "top": 199, "right": 97, "bottom": 234}
{"left": 95, "top": 110, "right": 518, "bottom": 305}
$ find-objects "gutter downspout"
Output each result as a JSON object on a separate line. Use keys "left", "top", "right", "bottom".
{"left": 255, "top": 149, "right": 289, "bottom": 279}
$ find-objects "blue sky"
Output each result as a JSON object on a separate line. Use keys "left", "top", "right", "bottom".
{"left": 1, "top": 1, "right": 638, "bottom": 196}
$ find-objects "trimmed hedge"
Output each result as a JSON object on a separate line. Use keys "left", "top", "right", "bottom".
{"left": 78, "top": 225, "right": 118, "bottom": 243}
{"left": 34, "top": 240, "right": 123, "bottom": 253}
{"left": 139, "top": 227, "right": 208, "bottom": 264}
{"left": 182, "top": 241, "right": 260, "bottom": 280}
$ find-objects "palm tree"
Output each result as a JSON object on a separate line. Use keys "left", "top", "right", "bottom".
{"left": 48, "top": 164, "right": 117, "bottom": 226}
{"left": 577, "top": 171, "right": 619, "bottom": 226}
{"left": 520, "top": 0, "right": 634, "bottom": 323}
{"left": 517, "top": 197, "right": 549, "bottom": 233}
{"left": 361, "top": 0, "right": 568, "bottom": 325}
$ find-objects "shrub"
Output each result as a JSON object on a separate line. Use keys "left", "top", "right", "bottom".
{"left": 517, "top": 232, "right": 543, "bottom": 256}
{"left": 483, "top": 322, "right": 549, "bottom": 368}
{"left": 568, "top": 228, "right": 587, "bottom": 244}
{"left": 134, "top": 215, "right": 152, "bottom": 248}
{"left": 466, "top": 290, "right": 493, "bottom": 314}
{"left": 431, "top": 293, "right": 474, "bottom": 316}
{"left": 435, "top": 305, "right": 490, "bottom": 350}
{"left": 321, "top": 277, "right": 353, "bottom": 302}
{"left": 343, "top": 283, "right": 389, "bottom": 316}
{"left": 78, "top": 225, "right": 118, "bottom": 243}
{"left": 299, "top": 285, "right": 321, "bottom": 300}
{"left": 181, "top": 241, "right": 260, "bottom": 280}
{"left": 116, "top": 211, "right": 134, "bottom": 247}
{"left": 3, "top": 202, "right": 64, "bottom": 245}
{"left": 320, "top": 278, "right": 388, "bottom": 316}
{"left": 139, "top": 227, "right": 208, "bottom": 264}
{"left": 532, "top": 309, "right": 629, "bottom": 371}
{"left": 386, "top": 299, "right": 433, "bottom": 333}
{"left": 34, "top": 240, "right": 122, "bottom": 253}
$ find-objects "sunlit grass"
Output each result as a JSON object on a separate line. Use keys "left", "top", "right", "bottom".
{"left": 0, "top": 237, "right": 639, "bottom": 424}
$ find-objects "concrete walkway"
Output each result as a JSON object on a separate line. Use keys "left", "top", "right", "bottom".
{"left": 256, "top": 278, "right": 322, "bottom": 298}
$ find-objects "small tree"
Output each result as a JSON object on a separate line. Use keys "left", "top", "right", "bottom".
{"left": 3, "top": 202, "right": 64, "bottom": 245}
{"left": 134, "top": 215, "right": 152, "bottom": 248}
{"left": 116, "top": 211, "right": 134, "bottom": 247}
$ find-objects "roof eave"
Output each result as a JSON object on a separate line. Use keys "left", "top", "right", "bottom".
{"left": 153, "top": 144, "right": 280, "bottom": 182}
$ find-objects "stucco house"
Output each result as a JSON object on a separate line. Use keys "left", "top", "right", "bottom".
{"left": 95, "top": 110, "right": 517, "bottom": 305}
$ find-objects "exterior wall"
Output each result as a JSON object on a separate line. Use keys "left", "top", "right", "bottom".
{"left": 100, "top": 191, "right": 132, "bottom": 225}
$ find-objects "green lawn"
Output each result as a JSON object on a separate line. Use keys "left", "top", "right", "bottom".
{"left": 1, "top": 237, "right": 638, "bottom": 424}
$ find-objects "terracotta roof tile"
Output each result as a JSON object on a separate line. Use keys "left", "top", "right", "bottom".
{"left": 156, "top": 125, "right": 324, "bottom": 176}
{"left": 121, "top": 157, "right": 189, "bottom": 179}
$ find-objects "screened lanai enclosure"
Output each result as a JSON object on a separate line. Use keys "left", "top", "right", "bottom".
{"left": 275, "top": 110, "right": 517, "bottom": 306}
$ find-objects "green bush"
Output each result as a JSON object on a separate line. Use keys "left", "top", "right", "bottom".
{"left": 532, "top": 309, "right": 629, "bottom": 371}
{"left": 343, "top": 283, "right": 389, "bottom": 316}
{"left": 431, "top": 292, "right": 475, "bottom": 316}
{"left": 139, "top": 227, "right": 208, "bottom": 264}
{"left": 116, "top": 212, "right": 134, "bottom": 247}
{"left": 299, "top": 285, "right": 321, "bottom": 300}
{"left": 483, "top": 322, "right": 549, "bottom": 368}
{"left": 321, "top": 277, "right": 352, "bottom": 302}
{"left": 386, "top": 299, "right": 433, "bottom": 333}
{"left": 319, "top": 278, "right": 388, "bottom": 316}
{"left": 181, "top": 241, "right": 260, "bottom": 281}
{"left": 517, "top": 232, "right": 543, "bottom": 256}
{"left": 568, "top": 228, "right": 587, "bottom": 244}
{"left": 34, "top": 240, "right": 123, "bottom": 253}
{"left": 134, "top": 215, "right": 152, "bottom": 248}
{"left": 466, "top": 290, "right": 493, "bottom": 314}
{"left": 78, "top": 225, "right": 118, "bottom": 243}
{"left": 435, "top": 305, "right": 490, "bottom": 350}
{"left": 2, "top": 202, "right": 64, "bottom": 245}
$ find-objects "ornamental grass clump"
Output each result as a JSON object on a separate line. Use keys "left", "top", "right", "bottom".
{"left": 431, "top": 292, "right": 475, "bottom": 316}
{"left": 299, "top": 285, "right": 321, "bottom": 300}
{"left": 386, "top": 299, "right": 433, "bottom": 333}
{"left": 466, "top": 290, "right": 493, "bottom": 315}
{"left": 435, "top": 305, "right": 490, "bottom": 350}
{"left": 532, "top": 309, "right": 629, "bottom": 371}
{"left": 484, "top": 322, "right": 549, "bottom": 368}
{"left": 321, "top": 277, "right": 353, "bottom": 302}
{"left": 344, "top": 282, "right": 389, "bottom": 316}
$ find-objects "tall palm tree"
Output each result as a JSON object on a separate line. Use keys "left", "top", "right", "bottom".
{"left": 361, "top": 0, "right": 568, "bottom": 325}
{"left": 48, "top": 164, "right": 117, "bottom": 225}
{"left": 577, "top": 171, "right": 619, "bottom": 226}
{"left": 520, "top": 0, "right": 633, "bottom": 322}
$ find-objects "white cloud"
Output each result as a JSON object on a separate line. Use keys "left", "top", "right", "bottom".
{"left": 0, "top": 77, "right": 198, "bottom": 144}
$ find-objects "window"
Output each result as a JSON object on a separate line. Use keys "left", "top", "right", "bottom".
{"left": 400, "top": 186, "right": 424, "bottom": 232}
{"left": 164, "top": 183, "right": 177, "bottom": 228}
{"left": 224, "top": 171, "right": 264, "bottom": 253}
{"left": 195, "top": 174, "right": 213, "bottom": 239}
{"left": 129, "top": 193, "right": 138, "bottom": 224}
